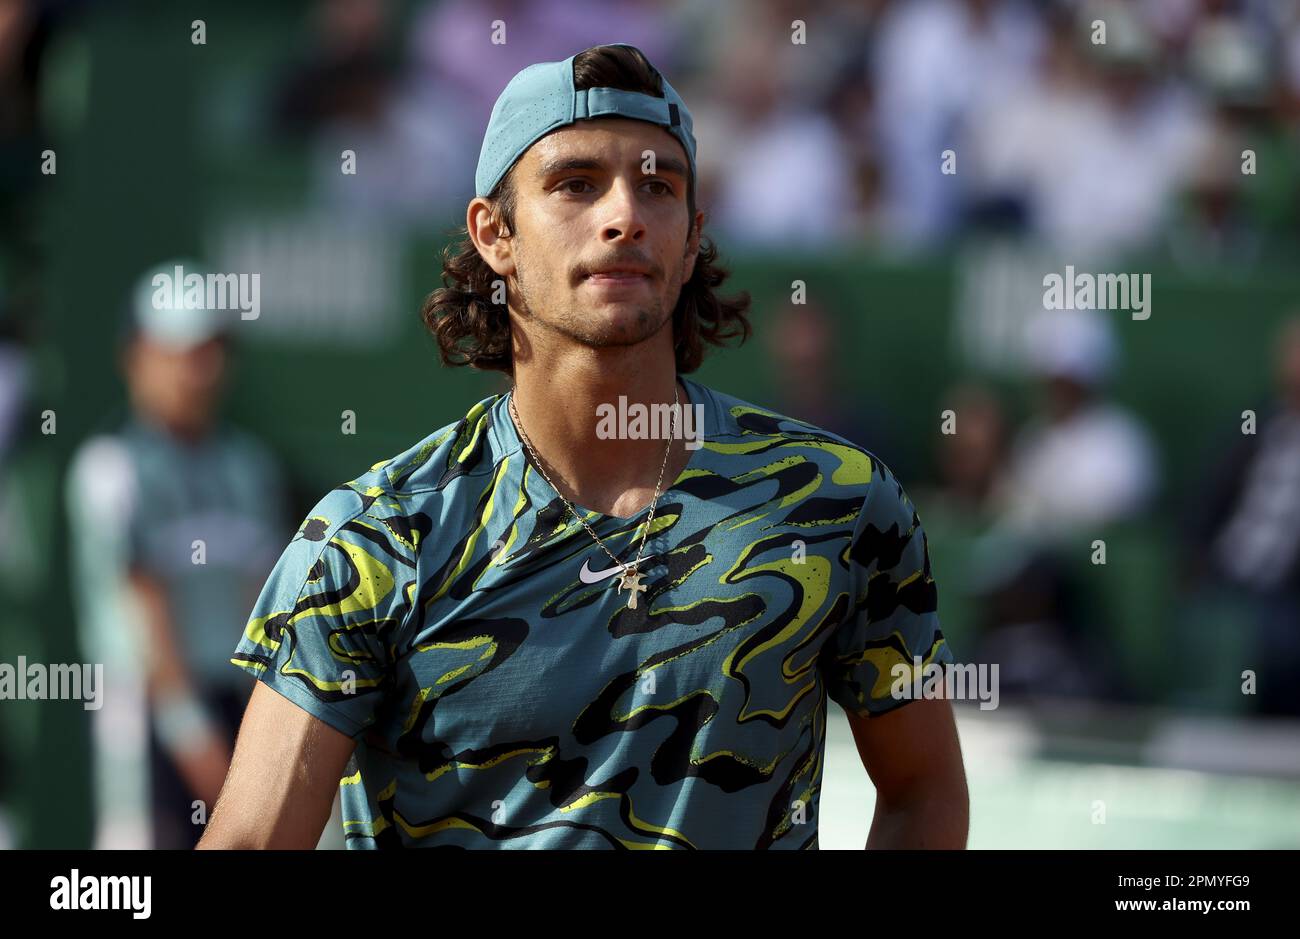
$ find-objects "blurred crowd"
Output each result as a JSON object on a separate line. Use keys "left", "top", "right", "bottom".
{"left": 2, "top": 0, "right": 1300, "bottom": 849}
{"left": 767, "top": 295, "right": 1300, "bottom": 716}
{"left": 254, "top": 0, "right": 1300, "bottom": 261}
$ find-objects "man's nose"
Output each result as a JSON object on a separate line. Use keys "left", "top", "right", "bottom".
{"left": 599, "top": 179, "right": 647, "bottom": 243}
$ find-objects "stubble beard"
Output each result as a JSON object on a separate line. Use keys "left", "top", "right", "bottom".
{"left": 512, "top": 252, "right": 682, "bottom": 351}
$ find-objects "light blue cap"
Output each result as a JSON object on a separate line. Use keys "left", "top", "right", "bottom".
{"left": 131, "top": 259, "right": 229, "bottom": 350}
{"left": 475, "top": 42, "right": 697, "bottom": 199}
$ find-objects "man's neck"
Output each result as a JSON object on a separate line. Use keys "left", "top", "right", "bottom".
{"left": 133, "top": 403, "right": 213, "bottom": 447}
{"left": 508, "top": 344, "right": 695, "bottom": 519}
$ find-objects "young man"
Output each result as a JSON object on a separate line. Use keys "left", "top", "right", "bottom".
{"left": 200, "top": 43, "right": 967, "bottom": 850}
{"left": 68, "top": 262, "right": 289, "bottom": 848}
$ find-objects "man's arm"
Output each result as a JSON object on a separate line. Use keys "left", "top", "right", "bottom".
{"left": 846, "top": 697, "right": 969, "bottom": 849}
{"left": 128, "top": 570, "right": 232, "bottom": 807}
{"left": 197, "top": 682, "right": 356, "bottom": 849}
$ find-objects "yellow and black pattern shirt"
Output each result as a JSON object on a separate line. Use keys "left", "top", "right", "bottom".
{"left": 231, "top": 377, "right": 952, "bottom": 848}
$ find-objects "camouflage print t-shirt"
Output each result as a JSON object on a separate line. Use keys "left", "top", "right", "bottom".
{"left": 231, "top": 376, "right": 952, "bottom": 849}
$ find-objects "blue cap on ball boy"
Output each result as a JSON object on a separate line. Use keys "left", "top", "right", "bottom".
{"left": 474, "top": 42, "right": 697, "bottom": 200}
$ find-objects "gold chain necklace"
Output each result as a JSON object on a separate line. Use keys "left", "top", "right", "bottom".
{"left": 509, "top": 384, "right": 679, "bottom": 609}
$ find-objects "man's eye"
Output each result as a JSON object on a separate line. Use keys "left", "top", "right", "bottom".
{"left": 645, "top": 180, "right": 673, "bottom": 196}
{"left": 560, "top": 179, "right": 592, "bottom": 194}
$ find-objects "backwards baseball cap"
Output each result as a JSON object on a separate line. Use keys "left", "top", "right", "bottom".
{"left": 475, "top": 42, "right": 697, "bottom": 199}
{"left": 1024, "top": 307, "right": 1116, "bottom": 387}
{"left": 126, "top": 259, "right": 230, "bottom": 351}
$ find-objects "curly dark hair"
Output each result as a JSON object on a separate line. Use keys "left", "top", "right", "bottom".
{"left": 421, "top": 44, "right": 751, "bottom": 375}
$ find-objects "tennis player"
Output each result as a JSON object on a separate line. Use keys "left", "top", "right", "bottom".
{"left": 199, "top": 42, "right": 967, "bottom": 849}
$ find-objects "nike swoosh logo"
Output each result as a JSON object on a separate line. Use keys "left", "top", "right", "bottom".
{"left": 579, "top": 556, "right": 654, "bottom": 584}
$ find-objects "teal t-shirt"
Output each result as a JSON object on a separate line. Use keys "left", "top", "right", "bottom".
{"left": 69, "top": 415, "right": 287, "bottom": 691}
{"left": 231, "top": 377, "right": 953, "bottom": 849}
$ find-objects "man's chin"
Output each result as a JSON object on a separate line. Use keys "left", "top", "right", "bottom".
{"left": 568, "top": 306, "right": 669, "bottom": 348}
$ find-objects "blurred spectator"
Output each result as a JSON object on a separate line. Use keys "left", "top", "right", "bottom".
{"left": 1170, "top": 11, "right": 1300, "bottom": 264}
{"left": 272, "top": 0, "right": 394, "bottom": 140}
{"left": 697, "top": 9, "right": 861, "bottom": 247}
{"left": 65, "top": 261, "right": 290, "bottom": 848}
{"left": 1187, "top": 315, "right": 1300, "bottom": 716}
{"left": 948, "top": 307, "right": 1155, "bottom": 703}
{"left": 966, "top": 536, "right": 1120, "bottom": 700}
{"left": 919, "top": 377, "right": 1123, "bottom": 701}
{"left": 824, "top": 53, "right": 887, "bottom": 241}
{"left": 961, "top": 5, "right": 1092, "bottom": 239}
{"left": 995, "top": 306, "right": 1157, "bottom": 533}
{"left": 933, "top": 381, "right": 1010, "bottom": 519}
{"left": 763, "top": 298, "right": 894, "bottom": 456}
{"left": 965, "top": 2, "right": 1206, "bottom": 259}
{"left": 273, "top": 0, "right": 472, "bottom": 224}
{"left": 872, "top": 0, "right": 1045, "bottom": 247}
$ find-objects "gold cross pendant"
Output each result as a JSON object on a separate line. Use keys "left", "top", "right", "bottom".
{"left": 617, "top": 570, "right": 647, "bottom": 609}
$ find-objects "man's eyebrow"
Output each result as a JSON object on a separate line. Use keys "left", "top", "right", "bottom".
{"left": 651, "top": 156, "right": 689, "bottom": 181}
{"left": 536, "top": 157, "right": 604, "bottom": 178}
{"left": 535, "top": 154, "right": 689, "bottom": 181}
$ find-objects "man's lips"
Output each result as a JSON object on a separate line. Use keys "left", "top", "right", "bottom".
{"left": 584, "top": 271, "right": 650, "bottom": 287}
{"left": 587, "top": 272, "right": 648, "bottom": 281}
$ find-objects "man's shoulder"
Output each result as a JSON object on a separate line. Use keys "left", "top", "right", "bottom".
{"left": 66, "top": 430, "right": 140, "bottom": 530}
{"left": 296, "top": 391, "right": 506, "bottom": 553}
{"left": 214, "top": 422, "right": 280, "bottom": 466}
{"left": 695, "top": 380, "right": 890, "bottom": 492}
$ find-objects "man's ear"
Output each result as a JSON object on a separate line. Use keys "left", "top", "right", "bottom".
{"left": 466, "top": 197, "right": 516, "bottom": 278}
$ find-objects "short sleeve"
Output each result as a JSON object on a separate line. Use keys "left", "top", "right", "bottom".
{"left": 231, "top": 507, "right": 403, "bottom": 738}
{"left": 820, "top": 457, "right": 954, "bottom": 717}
